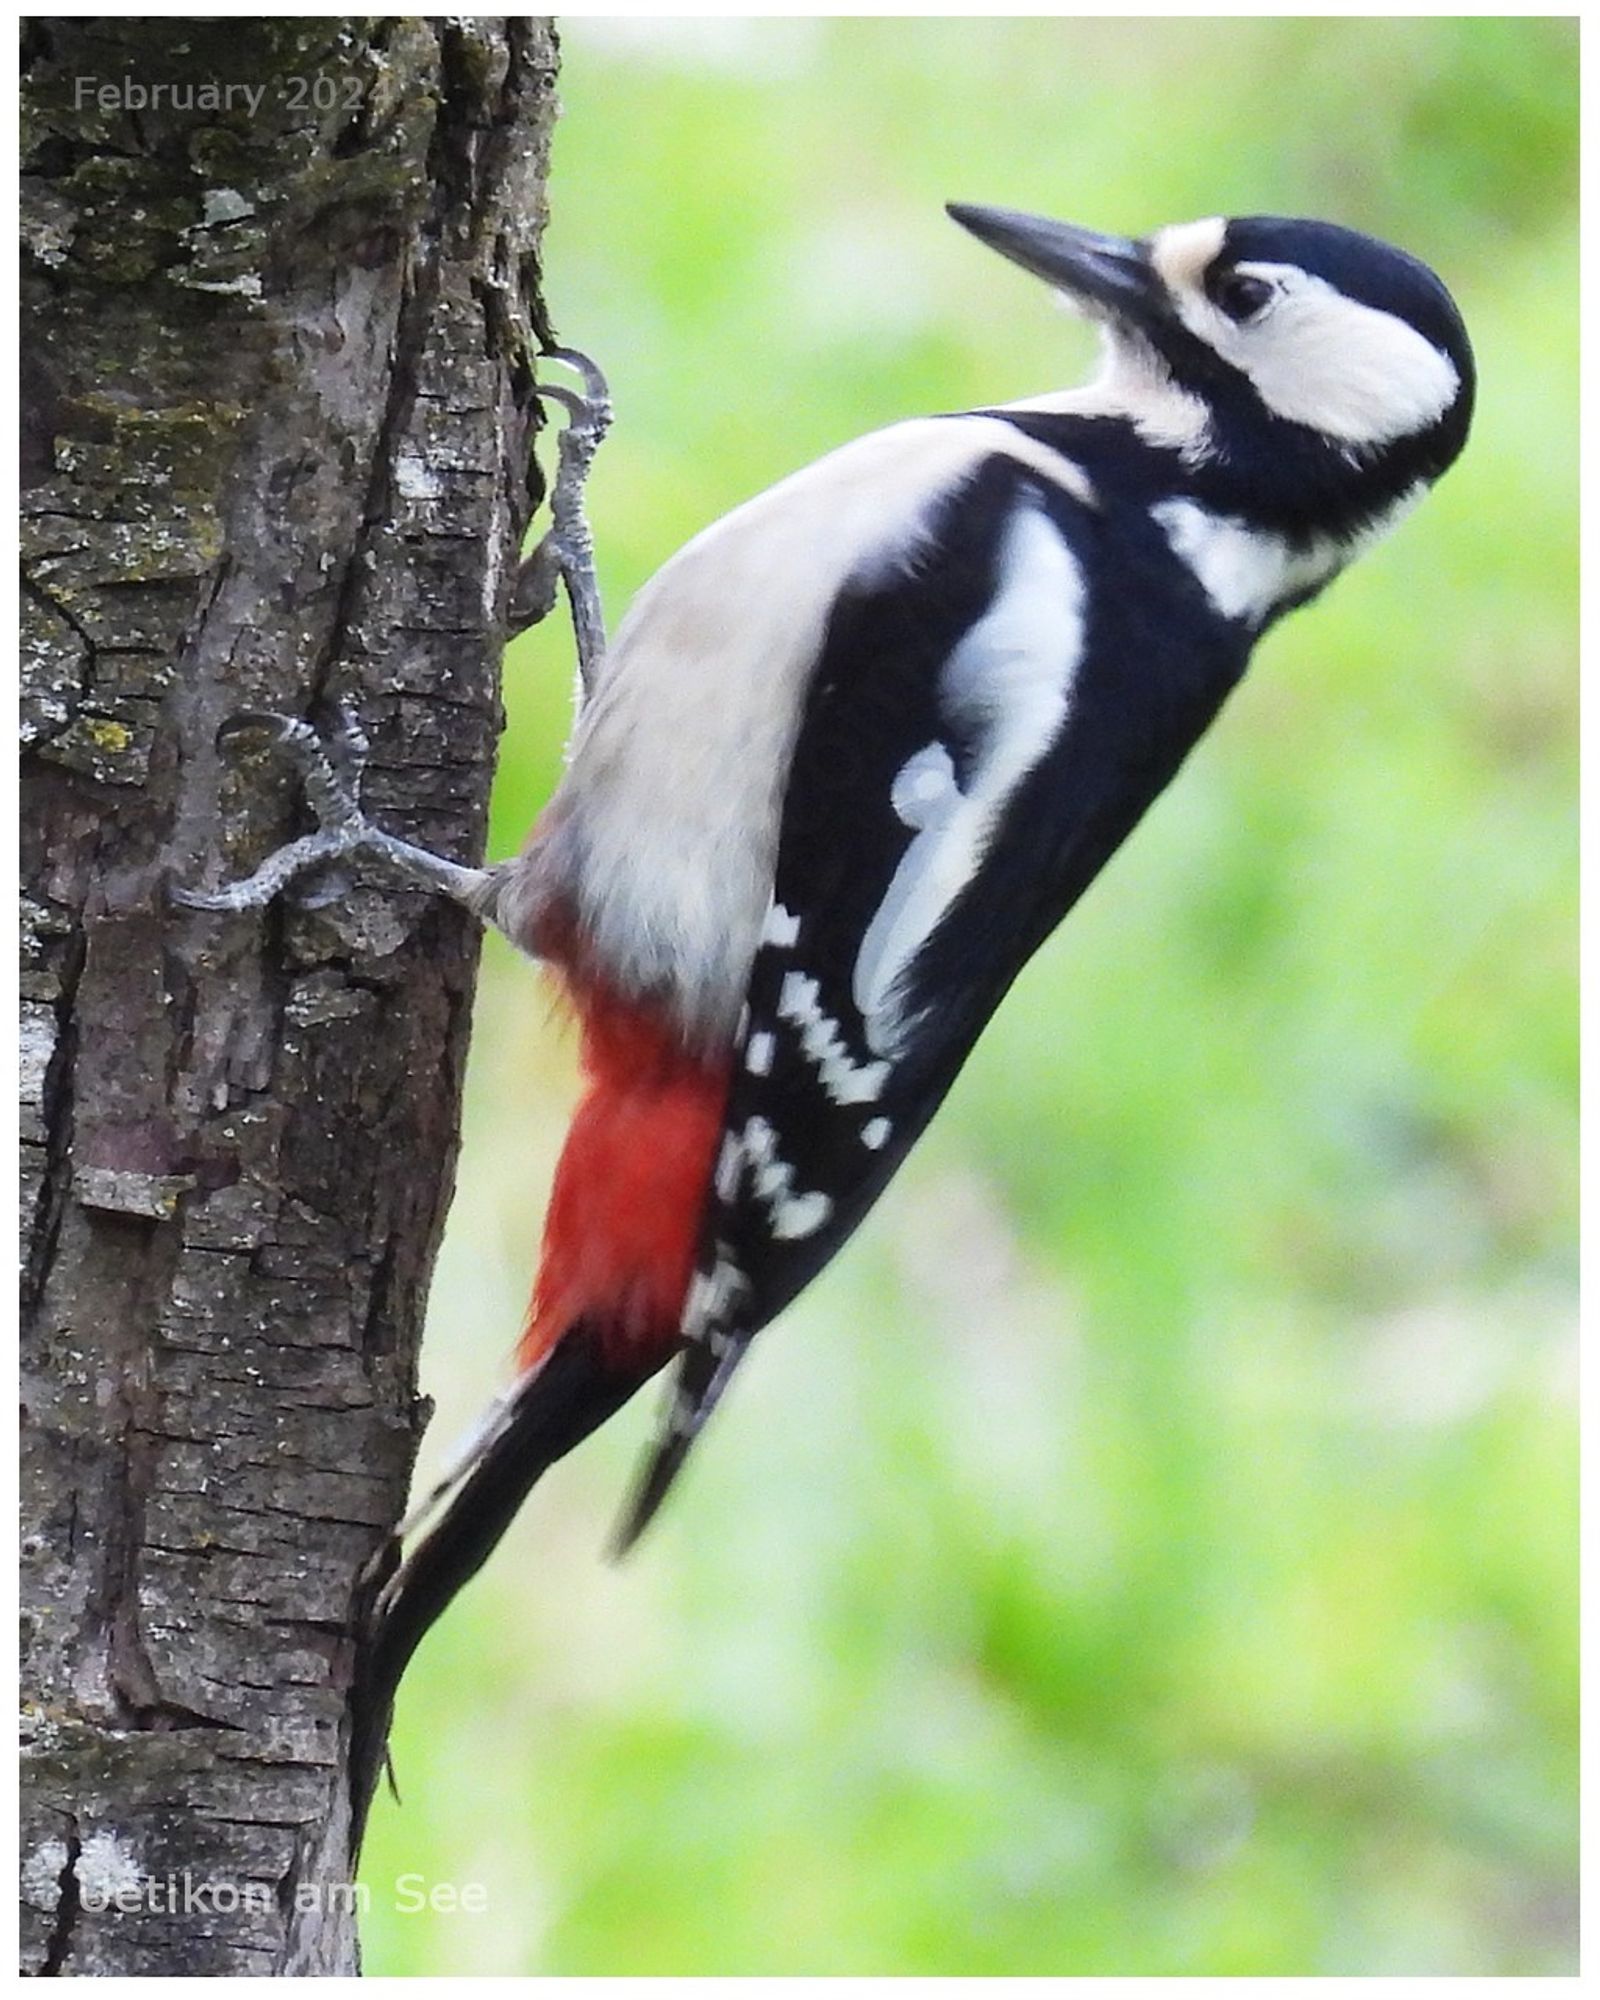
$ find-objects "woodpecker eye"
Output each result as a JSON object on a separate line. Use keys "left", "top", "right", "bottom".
{"left": 1211, "top": 270, "right": 1276, "bottom": 324}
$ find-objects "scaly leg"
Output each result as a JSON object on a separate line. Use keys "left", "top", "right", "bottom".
{"left": 178, "top": 350, "right": 611, "bottom": 920}
{"left": 173, "top": 706, "right": 497, "bottom": 918}
{"left": 512, "top": 346, "right": 613, "bottom": 701}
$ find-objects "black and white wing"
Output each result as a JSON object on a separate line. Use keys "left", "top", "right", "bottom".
{"left": 616, "top": 444, "right": 1247, "bottom": 1545}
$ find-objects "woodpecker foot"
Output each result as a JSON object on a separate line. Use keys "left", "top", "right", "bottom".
{"left": 174, "top": 703, "right": 496, "bottom": 917}
{"left": 513, "top": 346, "right": 613, "bottom": 698}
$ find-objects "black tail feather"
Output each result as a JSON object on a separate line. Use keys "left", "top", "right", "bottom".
{"left": 609, "top": 1335, "right": 747, "bottom": 1558}
{"left": 350, "top": 1325, "right": 651, "bottom": 1844}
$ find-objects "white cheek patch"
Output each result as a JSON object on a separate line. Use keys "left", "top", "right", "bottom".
{"left": 1179, "top": 263, "right": 1459, "bottom": 448}
{"left": 852, "top": 502, "right": 1086, "bottom": 1056}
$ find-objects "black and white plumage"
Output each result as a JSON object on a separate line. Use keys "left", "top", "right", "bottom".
{"left": 181, "top": 203, "right": 1475, "bottom": 1776}
{"left": 603, "top": 205, "right": 1475, "bottom": 1539}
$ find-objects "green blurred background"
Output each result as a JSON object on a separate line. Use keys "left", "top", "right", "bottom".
{"left": 361, "top": 15, "right": 1576, "bottom": 1975}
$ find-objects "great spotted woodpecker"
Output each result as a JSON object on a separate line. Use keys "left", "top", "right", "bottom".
{"left": 179, "top": 205, "right": 1473, "bottom": 1771}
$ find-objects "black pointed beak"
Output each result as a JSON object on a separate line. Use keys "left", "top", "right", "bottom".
{"left": 946, "top": 202, "right": 1165, "bottom": 332}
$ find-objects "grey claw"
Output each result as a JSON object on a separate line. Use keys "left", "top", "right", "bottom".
{"left": 174, "top": 707, "right": 369, "bottom": 915}
{"left": 175, "top": 701, "right": 497, "bottom": 920}
{"left": 509, "top": 542, "right": 561, "bottom": 637}
{"left": 535, "top": 347, "right": 612, "bottom": 448}
{"left": 541, "top": 345, "right": 611, "bottom": 413}
{"left": 171, "top": 883, "right": 235, "bottom": 913}
{"left": 535, "top": 382, "right": 587, "bottom": 426}
{"left": 214, "top": 709, "right": 298, "bottom": 751}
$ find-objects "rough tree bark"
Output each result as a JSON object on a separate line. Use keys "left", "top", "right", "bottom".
{"left": 20, "top": 18, "right": 560, "bottom": 1974}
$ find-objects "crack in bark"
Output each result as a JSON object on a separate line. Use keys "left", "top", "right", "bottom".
{"left": 39, "top": 1826, "right": 82, "bottom": 1978}
{"left": 21, "top": 916, "right": 85, "bottom": 1318}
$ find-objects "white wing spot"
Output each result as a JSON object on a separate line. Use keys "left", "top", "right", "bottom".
{"left": 776, "top": 971, "right": 890, "bottom": 1105}
{"left": 861, "top": 1117, "right": 892, "bottom": 1151}
{"left": 745, "top": 1030, "right": 775, "bottom": 1076}
{"left": 553, "top": 414, "right": 1098, "bottom": 1047}
{"left": 684, "top": 1250, "right": 750, "bottom": 1343}
{"left": 739, "top": 1116, "right": 833, "bottom": 1241}
{"left": 761, "top": 901, "right": 801, "bottom": 948}
{"left": 682, "top": 1270, "right": 716, "bottom": 1335}
{"left": 774, "top": 1190, "right": 831, "bottom": 1239}
{"left": 715, "top": 1133, "right": 744, "bottom": 1203}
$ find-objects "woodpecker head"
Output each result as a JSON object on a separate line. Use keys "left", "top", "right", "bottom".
{"left": 947, "top": 202, "right": 1474, "bottom": 533}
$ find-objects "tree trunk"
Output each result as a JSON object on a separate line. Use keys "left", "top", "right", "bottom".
{"left": 20, "top": 17, "right": 559, "bottom": 1975}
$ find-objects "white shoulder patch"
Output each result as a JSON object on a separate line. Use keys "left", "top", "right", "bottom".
{"left": 853, "top": 502, "right": 1086, "bottom": 1056}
